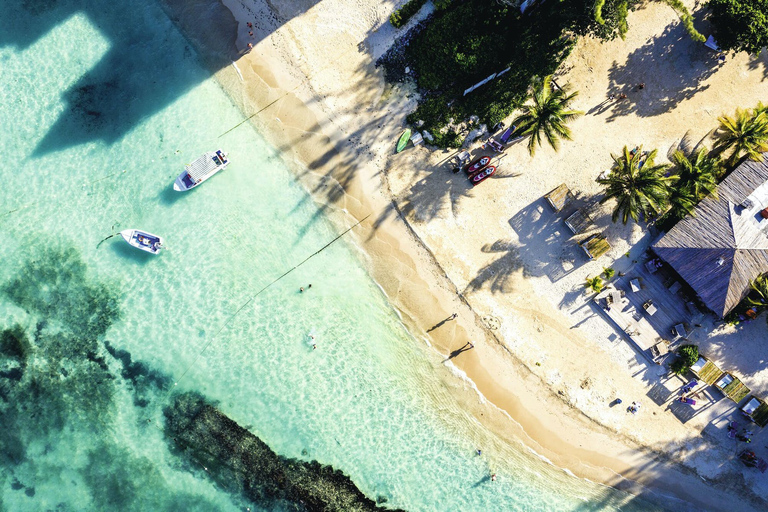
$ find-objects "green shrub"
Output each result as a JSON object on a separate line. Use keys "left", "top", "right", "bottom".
{"left": 678, "top": 344, "right": 699, "bottom": 367}
{"left": 392, "top": 0, "right": 576, "bottom": 148}
{"left": 670, "top": 358, "right": 689, "bottom": 375}
{"left": 390, "top": 0, "right": 428, "bottom": 29}
{"left": 585, "top": 276, "right": 603, "bottom": 293}
{"left": 602, "top": 267, "right": 615, "bottom": 279}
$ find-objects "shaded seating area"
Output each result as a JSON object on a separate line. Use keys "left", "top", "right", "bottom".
{"left": 650, "top": 341, "right": 669, "bottom": 361}
{"left": 741, "top": 396, "right": 768, "bottom": 427}
{"left": 690, "top": 356, "right": 723, "bottom": 385}
{"left": 579, "top": 234, "right": 611, "bottom": 260}
{"left": 544, "top": 184, "right": 574, "bottom": 212}
{"left": 714, "top": 373, "right": 750, "bottom": 403}
{"left": 565, "top": 208, "right": 596, "bottom": 235}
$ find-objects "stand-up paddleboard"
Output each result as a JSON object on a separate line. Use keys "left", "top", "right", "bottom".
{"left": 464, "top": 156, "right": 491, "bottom": 175}
{"left": 396, "top": 129, "right": 411, "bottom": 153}
{"left": 470, "top": 166, "right": 496, "bottom": 186}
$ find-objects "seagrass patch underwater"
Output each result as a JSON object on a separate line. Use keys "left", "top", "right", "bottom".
{"left": 0, "top": 0, "right": 662, "bottom": 509}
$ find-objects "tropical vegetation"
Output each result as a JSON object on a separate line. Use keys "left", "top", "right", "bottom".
{"left": 706, "top": 0, "right": 768, "bottom": 54}
{"left": 713, "top": 106, "right": 768, "bottom": 166}
{"left": 671, "top": 344, "right": 699, "bottom": 375}
{"left": 670, "top": 148, "right": 722, "bottom": 199}
{"left": 724, "top": 274, "right": 768, "bottom": 325}
{"left": 585, "top": 275, "right": 604, "bottom": 293}
{"left": 510, "top": 76, "right": 583, "bottom": 156}
{"left": 653, "top": 148, "right": 723, "bottom": 228}
{"left": 747, "top": 275, "right": 768, "bottom": 309}
{"left": 602, "top": 267, "right": 615, "bottom": 279}
{"left": 389, "top": 0, "right": 427, "bottom": 29}
{"left": 598, "top": 146, "right": 675, "bottom": 224}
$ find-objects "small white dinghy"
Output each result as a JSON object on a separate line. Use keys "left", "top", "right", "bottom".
{"left": 120, "top": 229, "right": 164, "bottom": 255}
{"left": 173, "top": 150, "right": 229, "bottom": 191}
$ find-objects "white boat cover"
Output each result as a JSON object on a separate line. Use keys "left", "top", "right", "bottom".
{"left": 186, "top": 152, "right": 225, "bottom": 182}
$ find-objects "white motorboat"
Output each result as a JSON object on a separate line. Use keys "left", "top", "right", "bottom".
{"left": 120, "top": 229, "right": 164, "bottom": 255}
{"left": 173, "top": 150, "right": 229, "bottom": 191}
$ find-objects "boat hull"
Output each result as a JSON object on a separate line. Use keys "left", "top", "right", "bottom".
{"left": 174, "top": 150, "right": 229, "bottom": 191}
{"left": 120, "top": 229, "right": 164, "bottom": 254}
{"left": 396, "top": 129, "right": 411, "bottom": 153}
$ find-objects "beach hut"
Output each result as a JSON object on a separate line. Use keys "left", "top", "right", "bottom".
{"left": 689, "top": 356, "right": 723, "bottom": 385}
{"left": 741, "top": 396, "right": 768, "bottom": 427}
{"left": 565, "top": 208, "right": 596, "bottom": 235}
{"left": 544, "top": 184, "right": 574, "bottom": 212}
{"left": 714, "top": 372, "right": 750, "bottom": 403}
{"left": 579, "top": 234, "right": 611, "bottom": 260}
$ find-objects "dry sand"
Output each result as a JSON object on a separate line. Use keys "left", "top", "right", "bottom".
{"left": 159, "top": 0, "right": 768, "bottom": 509}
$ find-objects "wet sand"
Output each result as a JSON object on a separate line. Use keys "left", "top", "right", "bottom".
{"left": 158, "top": 0, "right": 768, "bottom": 510}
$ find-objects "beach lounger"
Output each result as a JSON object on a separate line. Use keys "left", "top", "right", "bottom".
{"left": 679, "top": 397, "right": 696, "bottom": 405}
{"left": 681, "top": 380, "right": 698, "bottom": 394}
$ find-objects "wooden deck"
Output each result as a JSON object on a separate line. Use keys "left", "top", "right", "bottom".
{"left": 594, "top": 256, "right": 704, "bottom": 358}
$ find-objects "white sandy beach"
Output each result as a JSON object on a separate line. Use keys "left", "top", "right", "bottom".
{"left": 160, "top": 0, "right": 768, "bottom": 509}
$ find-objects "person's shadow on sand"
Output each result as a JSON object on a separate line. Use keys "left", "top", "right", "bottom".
{"left": 427, "top": 314, "right": 457, "bottom": 332}
{"left": 443, "top": 342, "right": 474, "bottom": 362}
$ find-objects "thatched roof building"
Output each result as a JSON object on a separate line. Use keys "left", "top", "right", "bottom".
{"left": 653, "top": 157, "right": 768, "bottom": 317}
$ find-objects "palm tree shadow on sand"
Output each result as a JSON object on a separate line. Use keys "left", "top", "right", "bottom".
{"left": 2, "top": 0, "right": 319, "bottom": 158}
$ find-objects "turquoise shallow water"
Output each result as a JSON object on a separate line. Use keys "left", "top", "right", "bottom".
{"left": 0, "top": 1, "right": 663, "bottom": 510}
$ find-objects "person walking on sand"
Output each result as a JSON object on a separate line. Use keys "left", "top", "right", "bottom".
{"left": 450, "top": 313, "right": 457, "bottom": 320}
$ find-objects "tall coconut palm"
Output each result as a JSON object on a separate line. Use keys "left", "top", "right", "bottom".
{"left": 665, "top": 185, "right": 697, "bottom": 221}
{"left": 511, "top": 75, "right": 583, "bottom": 157}
{"left": 598, "top": 146, "right": 675, "bottom": 224}
{"left": 713, "top": 108, "right": 768, "bottom": 166}
{"left": 670, "top": 148, "right": 721, "bottom": 200}
{"left": 747, "top": 275, "right": 768, "bottom": 308}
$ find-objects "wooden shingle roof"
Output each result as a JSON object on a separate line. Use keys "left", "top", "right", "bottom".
{"left": 653, "top": 158, "right": 768, "bottom": 317}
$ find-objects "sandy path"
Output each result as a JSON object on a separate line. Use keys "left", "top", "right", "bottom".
{"left": 159, "top": 0, "right": 768, "bottom": 509}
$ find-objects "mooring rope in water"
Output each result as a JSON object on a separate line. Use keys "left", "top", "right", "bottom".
{"left": 217, "top": 89, "right": 299, "bottom": 139}
{"left": 166, "top": 214, "right": 371, "bottom": 394}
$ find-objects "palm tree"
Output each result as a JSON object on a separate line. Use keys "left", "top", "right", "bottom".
{"left": 747, "top": 275, "right": 768, "bottom": 308}
{"left": 713, "top": 108, "right": 768, "bottom": 166}
{"left": 598, "top": 146, "right": 676, "bottom": 224}
{"left": 585, "top": 276, "right": 603, "bottom": 293}
{"left": 670, "top": 148, "right": 721, "bottom": 200}
{"left": 511, "top": 75, "right": 583, "bottom": 156}
{"left": 665, "top": 185, "right": 697, "bottom": 221}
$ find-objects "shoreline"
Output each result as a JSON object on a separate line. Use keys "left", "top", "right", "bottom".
{"left": 159, "top": 0, "right": 767, "bottom": 510}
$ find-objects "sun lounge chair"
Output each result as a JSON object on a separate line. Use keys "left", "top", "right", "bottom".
{"left": 499, "top": 126, "right": 514, "bottom": 143}
{"left": 679, "top": 397, "right": 696, "bottom": 405}
{"left": 565, "top": 209, "right": 596, "bottom": 235}
{"left": 580, "top": 234, "right": 610, "bottom": 260}
{"left": 544, "top": 184, "right": 574, "bottom": 212}
{"left": 681, "top": 380, "right": 698, "bottom": 394}
{"left": 705, "top": 35, "right": 721, "bottom": 52}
